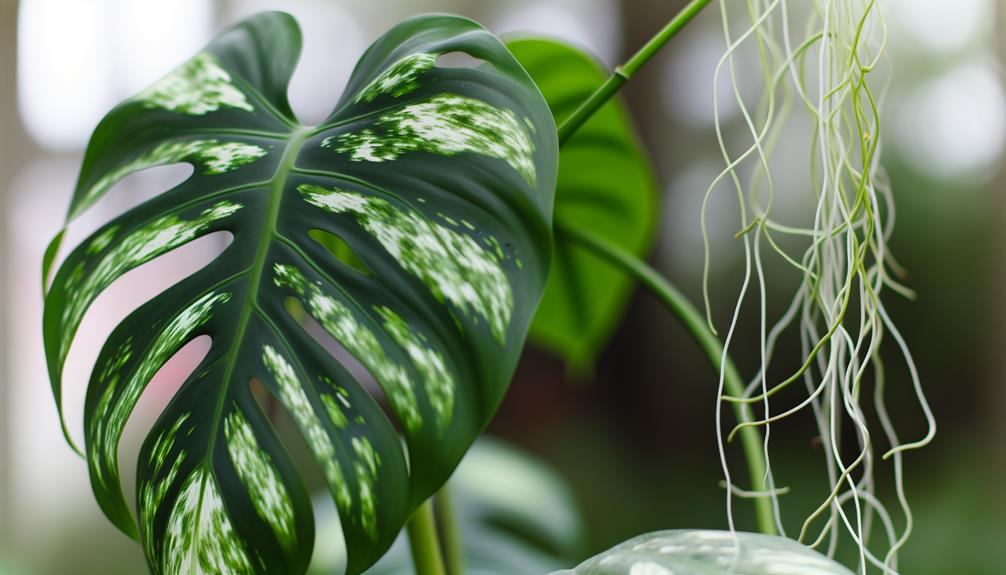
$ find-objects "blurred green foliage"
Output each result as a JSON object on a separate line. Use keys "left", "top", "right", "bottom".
{"left": 509, "top": 37, "right": 659, "bottom": 374}
{"left": 309, "top": 439, "right": 586, "bottom": 574}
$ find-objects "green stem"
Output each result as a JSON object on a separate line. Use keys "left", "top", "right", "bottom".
{"left": 406, "top": 499, "right": 448, "bottom": 575}
{"left": 556, "top": 0, "right": 713, "bottom": 145}
{"left": 557, "top": 223, "right": 777, "bottom": 536}
{"left": 435, "top": 487, "right": 465, "bottom": 575}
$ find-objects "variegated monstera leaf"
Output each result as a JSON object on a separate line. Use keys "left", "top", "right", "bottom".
{"left": 42, "top": 12, "right": 556, "bottom": 575}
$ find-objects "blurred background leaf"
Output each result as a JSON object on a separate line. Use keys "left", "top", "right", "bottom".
{"left": 309, "top": 439, "right": 586, "bottom": 575}
{"left": 507, "top": 37, "right": 659, "bottom": 375}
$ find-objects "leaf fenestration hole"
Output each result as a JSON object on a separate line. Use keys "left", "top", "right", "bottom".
{"left": 247, "top": 376, "right": 330, "bottom": 500}
{"left": 308, "top": 229, "right": 372, "bottom": 276}
{"left": 246, "top": 375, "right": 352, "bottom": 566}
{"left": 64, "top": 231, "right": 233, "bottom": 444}
{"left": 308, "top": 491, "right": 348, "bottom": 575}
{"left": 99, "top": 163, "right": 195, "bottom": 223}
{"left": 282, "top": 296, "right": 401, "bottom": 434}
{"left": 55, "top": 164, "right": 196, "bottom": 275}
{"left": 119, "top": 334, "right": 212, "bottom": 513}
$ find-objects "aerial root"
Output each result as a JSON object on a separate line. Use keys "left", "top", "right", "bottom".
{"left": 707, "top": 1, "right": 934, "bottom": 572}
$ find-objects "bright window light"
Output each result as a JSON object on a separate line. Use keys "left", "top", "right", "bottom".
{"left": 489, "top": 0, "right": 621, "bottom": 67}
{"left": 894, "top": 61, "right": 1006, "bottom": 181}
{"left": 17, "top": 0, "right": 211, "bottom": 151}
{"left": 888, "top": 0, "right": 987, "bottom": 55}
{"left": 225, "top": 0, "right": 365, "bottom": 125}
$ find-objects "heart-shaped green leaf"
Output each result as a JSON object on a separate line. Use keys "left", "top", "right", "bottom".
{"left": 42, "top": 12, "right": 556, "bottom": 575}
{"left": 507, "top": 38, "right": 658, "bottom": 373}
{"left": 554, "top": 530, "right": 855, "bottom": 575}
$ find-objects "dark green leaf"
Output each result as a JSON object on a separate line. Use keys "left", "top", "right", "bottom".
{"left": 554, "top": 530, "right": 855, "bottom": 575}
{"left": 507, "top": 38, "right": 658, "bottom": 373}
{"left": 43, "top": 12, "right": 556, "bottom": 575}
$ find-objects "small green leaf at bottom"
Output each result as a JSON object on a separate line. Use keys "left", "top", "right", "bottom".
{"left": 553, "top": 530, "right": 855, "bottom": 575}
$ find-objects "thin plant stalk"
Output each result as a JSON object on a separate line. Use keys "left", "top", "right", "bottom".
{"left": 435, "top": 487, "right": 465, "bottom": 575}
{"left": 556, "top": 0, "right": 713, "bottom": 144}
{"left": 551, "top": 0, "right": 777, "bottom": 536}
{"left": 406, "top": 499, "right": 448, "bottom": 575}
{"left": 557, "top": 222, "right": 777, "bottom": 536}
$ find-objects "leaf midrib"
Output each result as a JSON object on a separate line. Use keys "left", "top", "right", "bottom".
{"left": 203, "top": 123, "right": 312, "bottom": 463}
{"left": 181, "top": 123, "right": 313, "bottom": 564}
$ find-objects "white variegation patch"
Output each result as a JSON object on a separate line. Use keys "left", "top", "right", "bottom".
{"left": 135, "top": 52, "right": 253, "bottom": 115}
{"left": 163, "top": 469, "right": 253, "bottom": 575}
{"left": 375, "top": 305, "right": 454, "bottom": 430}
{"left": 60, "top": 201, "right": 242, "bottom": 364}
{"left": 200, "top": 142, "right": 269, "bottom": 174}
{"left": 262, "top": 345, "right": 353, "bottom": 515}
{"left": 225, "top": 409, "right": 297, "bottom": 550}
{"left": 298, "top": 184, "right": 513, "bottom": 343}
{"left": 86, "top": 225, "right": 119, "bottom": 254}
{"left": 275, "top": 263, "right": 460, "bottom": 430}
{"left": 139, "top": 413, "right": 189, "bottom": 557}
{"left": 319, "top": 380, "right": 351, "bottom": 430}
{"left": 90, "top": 292, "right": 229, "bottom": 490}
{"left": 77, "top": 139, "right": 266, "bottom": 216}
{"left": 324, "top": 93, "right": 537, "bottom": 186}
{"left": 274, "top": 264, "right": 431, "bottom": 432}
{"left": 351, "top": 436, "right": 381, "bottom": 538}
{"left": 356, "top": 52, "right": 438, "bottom": 103}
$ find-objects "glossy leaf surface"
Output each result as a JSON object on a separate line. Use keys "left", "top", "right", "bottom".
{"left": 507, "top": 38, "right": 658, "bottom": 372}
{"left": 42, "top": 12, "right": 556, "bottom": 575}
{"left": 554, "top": 530, "right": 855, "bottom": 575}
